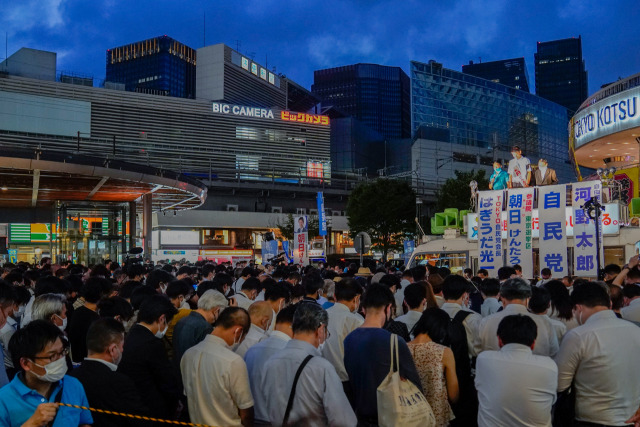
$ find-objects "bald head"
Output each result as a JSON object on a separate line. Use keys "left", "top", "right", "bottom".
{"left": 248, "top": 301, "right": 273, "bottom": 330}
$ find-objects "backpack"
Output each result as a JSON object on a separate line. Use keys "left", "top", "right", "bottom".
{"left": 448, "top": 310, "right": 478, "bottom": 427}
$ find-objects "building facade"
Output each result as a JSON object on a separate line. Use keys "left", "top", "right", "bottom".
{"left": 106, "top": 35, "right": 196, "bottom": 98}
{"left": 312, "top": 63, "right": 411, "bottom": 139}
{"left": 410, "top": 59, "right": 573, "bottom": 194}
{"left": 462, "top": 58, "right": 530, "bottom": 92}
{"left": 535, "top": 36, "right": 588, "bottom": 116}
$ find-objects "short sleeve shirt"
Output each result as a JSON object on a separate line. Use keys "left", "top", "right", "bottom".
{"left": 508, "top": 157, "right": 531, "bottom": 186}
{"left": 0, "top": 374, "right": 93, "bottom": 427}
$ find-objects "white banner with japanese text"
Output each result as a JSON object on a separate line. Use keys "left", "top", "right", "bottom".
{"left": 506, "top": 188, "right": 534, "bottom": 278}
{"left": 477, "top": 190, "right": 504, "bottom": 274}
{"left": 293, "top": 232, "right": 309, "bottom": 266}
{"left": 572, "top": 181, "right": 604, "bottom": 277}
{"left": 538, "top": 184, "right": 568, "bottom": 277}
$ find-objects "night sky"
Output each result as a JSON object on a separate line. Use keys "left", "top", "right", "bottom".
{"left": 2, "top": 0, "right": 639, "bottom": 96}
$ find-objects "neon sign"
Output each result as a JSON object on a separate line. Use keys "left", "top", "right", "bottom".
{"left": 281, "top": 111, "right": 329, "bottom": 126}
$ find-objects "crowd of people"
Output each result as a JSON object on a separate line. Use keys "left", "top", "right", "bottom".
{"left": 0, "top": 255, "right": 639, "bottom": 427}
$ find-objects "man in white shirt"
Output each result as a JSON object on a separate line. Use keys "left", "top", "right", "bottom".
{"left": 479, "top": 278, "right": 559, "bottom": 357}
{"left": 441, "top": 275, "right": 482, "bottom": 358}
{"left": 536, "top": 268, "right": 552, "bottom": 287}
{"left": 234, "top": 277, "right": 260, "bottom": 310}
{"left": 480, "top": 279, "right": 501, "bottom": 317}
{"left": 235, "top": 301, "right": 271, "bottom": 358}
{"left": 395, "top": 283, "right": 426, "bottom": 338}
{"left": 476, "top": 314, "right": 557, "bottom": 427}
{"left": 555, "top": 281, "right": 640, "bottom": 426}
{"left": 244, "top": 304, "right": 296, "bottom": 426}
{"left": 264, "top": 282, "right": 291, "bottom": 333}
{"left": 261, "top": 303, "right": 357, "bottom": 427}
{"left": 529, "top": 287, "right": 567, "bottom": 344}
{"left": 507, "top": 145, "right": 531, "bottom": 188}
{"left": 322, "top": 279, "right": 364, "bottom": 386}
{"left": 621, "top": 283, "right": 640, "bottom": 322}
{"left": 181, "top": 307, "right": 254, "bottom": 427}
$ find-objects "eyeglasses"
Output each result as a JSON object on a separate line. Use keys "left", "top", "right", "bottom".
{"left": 323, "top": 325, "right": 331, "bottom": 340}
{"left": 32, "top": 347, "right": 69, "bottom": 363}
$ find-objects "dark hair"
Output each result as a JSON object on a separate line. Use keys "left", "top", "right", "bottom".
{"left": 497, "top": 315, "right": 537, "bottom": 346}
{"left": 265, "top": 282, "right": 291, "bottom": 303}
{"left": 165, "top": 280, "right": 192, "bottom": 299}
{"left": 275, "top": 303, "right": 297, "bottom": 324}
{"left": 98, "top": 296, "right": 134, "bottom": 321}
{"left": 90, "top": 264, "right": 110, "bottom": 278}
{"left": 622, "top": 283, "right": 640, "bottom": 299}
{"left": 177, "top": 266, "right": 191, "bottom": 277}
{"left": 241, "top": 267, "right": 254, "bottom": 278}
{"left": 463, "top": 268, "right": 473, "bottom": 276}
{"left": 82, "top": 277, "right": 113, "bottom": 304}
{"left": 603, "top": 264, "right": 622, "bottom": 276}
{"left": 214, "top": 306, "right": 250, "bottom": 332}
{"left": 499, "top": 278, "right": 532, "bottom": 300}
{"left": 334, "top": 278, "right": 363, "bottom": 301}
{"left": 528, "top": 287, "right": 551, "bottom": 314}
{"left": 609, "top": 284, "right": 625, "bottom": 311}
{"left": 571, "top": 281, "right": 610, "bottom": 308}
{"left": 34, "top": 276, "right": 68, "bottom": 297}
{"left": 146, "top": 270, "right": 174, "bottom": 291}
{"left": 412, "top": 308, "right": 450, "bottom": 345}
{"left": 543, "top": 280, "right": 574, "bottom": 320}
{"left": 9, "top": 320, "right": 64, "bottom": 372}
{"left": 302, "top": 272, "right": 324, "bottom": 295}
{"left": 130, "top": 285, "right": 157, "bottom": 311}
{"left": 13, "top": 286, "right": 32, "bottom": 306}
{"left": 477, "top": 269, "right": 489, "bottom": 277}
{"left": 127, "top": 264, "right": 146, "bottom": 280}
{"left": 379, "top": 274, "right": 401, "bottom": 290}
{"left": 427, "top": 274, "right": 444, "bottom": 294}
{"left": 498, "top": 266, "right": 516, "bottom": 281}
{"left": 480, "top": 278, "right": 500, "bottom": 297}
{"left": 292, "top": 302, "right": 328, "bottom": 334}
{"left": 411, "top": 266, "right": 427, "bottom": 282}
{"left": 627, "top": 269, "right": 640, "bottom": 282}
{"left": 361, "top": 284, "right": 394, "bottom": 310}
{"left": 212, "top": 273, "right": 234, "bottom": 293}
{"left": 241, "top": 277, "right": 261, "bottom": 292}
{"left": 137, "top": 295, "right": 177, "bottom": 324}
{"left": 119, "top": 280, "right": 142, "bottom": 299}
{"left": 196, "top": 280, "right": 216, "bottom": 298}
{"left": 541, "top": 268, "right": 552, "bottom": 277}
{"left": 0, "top": 281, "right": 17, "bottom": 308}
{"left": 86, "top": 318, "right": 125, "bottom": 354}
{"left": 404, "top": 283, "right": 427, "bottom": 309}
{"left": 201, "top": 263, "right": 216, "bottom": 278}
{"left": 438, "top": 267, "right": 451, "bottom": 278}
{"left": 442, "top": 275, "right": 470, "bottom": 300}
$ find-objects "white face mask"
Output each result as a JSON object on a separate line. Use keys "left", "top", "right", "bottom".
{"left": 54, "top": 314, "right": 67, "bottom": 332}
{"left": 230, "top": 328, "right": 243, "bottom": 351}
{"left": 111, "top": 346, "right": 123, "bottom": 367}
{"left": 32, "top": 356, "right": 68, "bottom": 382}
{"left": 179, "top": 297, "right": 190, "bottom": 310}
{"left": 155, "top": 320, "right": 168, "bottom": 339}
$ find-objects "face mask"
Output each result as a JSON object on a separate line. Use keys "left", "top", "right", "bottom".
{"left": 32, "top": 356, "right": 67, "bottom": 382}
{"left": 230, "top": 328, "right": 243, "bottom": 351}
{"left": 179, "top": 298, "right": 190, "bottom": 310}
{"left": 111, "top": 346, "right": 122, "bottom": 367}
{"left": 160, "top": 284, "right": 167, "bottom": 294}
{"left": 318, "top": 340, "right": 326, "bottom": 352}
{"left": 14, "top": 305, "right": 25, "bottom": 318}
{"left": 155, "top": 320, "right": 168, "bottom": 339}
{"left": 538, "top": 163, "right": 545, "bottom": 169}
{"left": 54, "top": 314, "right": 67, "bottom": 332}
{"left": 573, "top": 308, "right": 584, "bottom": 326}
{"left": 494, "top": 167, "right": 501, "bottom": 173}
{"left": 351, "top": 298, "right": 360, "bottom": 314}
{"left": 511, "top": 152, "right": 517, "bottom": 159}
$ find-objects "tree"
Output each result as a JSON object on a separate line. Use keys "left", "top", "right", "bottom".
{"left": 276, "top": 214, "right": 319, "bottom": 241}
{"left": 346, "top": 179, "right": 416, "bottom": 261}
{"left": 435, "top": 169, "right": 489, "bottom": 212}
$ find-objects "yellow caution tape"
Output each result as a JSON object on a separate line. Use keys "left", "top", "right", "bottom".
{"left": 57, "top": 402, "right": 217, "bottom": 427}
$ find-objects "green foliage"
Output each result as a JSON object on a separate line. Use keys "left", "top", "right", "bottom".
{"left": 277, "top": 213, "right": 319, "bottom": 241}
{"left": 346, "top": 179, "right": 416, "bottom": 260}
{"left": 435, "top": 169, "right": 489, "bottom": 212}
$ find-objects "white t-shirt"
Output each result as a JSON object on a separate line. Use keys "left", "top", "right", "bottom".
{"left": 508, "top": 156, "right": 531, "bottom": 186}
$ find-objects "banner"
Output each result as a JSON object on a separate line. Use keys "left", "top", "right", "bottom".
{"left": 403, "top": 240, "right": 415, "bottom": 266}
{"left": 8, "top": 249, "right": 17, "bottom": 264}
{"left": 477, "top": 190, "right": 504, "bottom": 274}
{"left": 261, "top": 239, "right": 279, "bottom": 265}
{"left": 317, "top": 192, "right": 327, "bottom": 236}
{"left": 506, "top": 188, "right": 534, "bottom": 278}
{"left": 572, "top": 181, "right": 604, "bottom": 277}
{"left": 293, "top": 232, "right": 308, "bottom": 266}
{"left": 538, "top": 184, "right": 568, "bottom": 277}
{"left": 282, "top": 240, "right": 291, "bottom": 263}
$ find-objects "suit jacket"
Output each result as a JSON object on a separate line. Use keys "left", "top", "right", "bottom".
{"left": 117, "top": 325, "right": 181, "bottom": 421}
{"left": 69, "top": 360, "right": 151, "bottom": 427}
{"left": 534, "top": 168, "right": 558, "bottom": 186}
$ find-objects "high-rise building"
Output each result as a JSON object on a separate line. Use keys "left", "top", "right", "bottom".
{"left": 462, "top": 58, "right": 530, "bottom": 92}
{"left": 106, "top": 35, "right": 196, "bottom": 98}
{"left": 312, "top": 64, "right": 411, "bottom": 139}
{"left": 534, "top": 36, "right": 588, "bottom": 115}
{"left": 410, "top": 60, "right": 573, "bottom": 189}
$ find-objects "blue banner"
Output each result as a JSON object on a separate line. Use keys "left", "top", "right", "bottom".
{"left": 403, "top": 240, "right": 415, "bottom": 266}
{"left": 282, "top": 240, "right": 292, "bottom": 263}
{"left": 317, "top": 192, "right": 327, "bottom": 236}
{"left": 261, "top": 240, "right": 279, "bottom": 265}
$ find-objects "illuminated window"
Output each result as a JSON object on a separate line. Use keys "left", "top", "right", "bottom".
{"left": 236, "top": 155, "right": 260, "bottom": 180}
{"left": 236, "top": 127, "right": 259, "bottom": 140}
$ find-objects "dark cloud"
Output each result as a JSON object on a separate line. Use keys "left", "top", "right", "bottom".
{"left": 2, "top": 0, "right": 638, "bottom": 95}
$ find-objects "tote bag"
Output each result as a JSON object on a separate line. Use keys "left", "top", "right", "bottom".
{"left": 376, "top": 334, "right": 436, "bottom": 427}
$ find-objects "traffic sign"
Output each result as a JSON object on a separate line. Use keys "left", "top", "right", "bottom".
{"left": 354, "top": 232, "right": 371, "bottom": 254}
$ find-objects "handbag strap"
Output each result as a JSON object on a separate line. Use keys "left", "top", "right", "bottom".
{"left": 388, "top": 333, "right": 400, "bottom": 374}
{"left": 283, "top": 354, "right": 313, "bottom": 427}
{"left": 394, "top": 334, "right": 400, "bottom": 373}
{"left": 47, "top": 382, "right": 64, "bottom": 427}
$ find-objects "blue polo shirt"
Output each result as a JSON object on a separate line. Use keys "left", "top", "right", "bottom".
{"left": 0, "top": 374, "right": 93, "bottom": 426}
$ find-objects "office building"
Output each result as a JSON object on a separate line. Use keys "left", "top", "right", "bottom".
{"left": 106, "top": 35, "right": 197, "bottom": 98}
{"left": 462, "top": 58, "right": 530, "bottom": 92}
{"left": 535, "top": 36, "right": 588, "bottom": 115}
{"left": 312, "top": 63, "right": 411, "bottom": 139}
{"left": 410, "top": 59, "right": 573, "bottom": 197}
